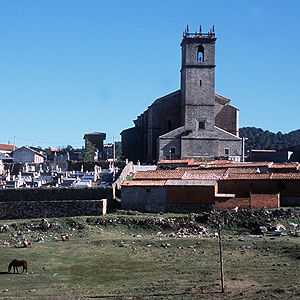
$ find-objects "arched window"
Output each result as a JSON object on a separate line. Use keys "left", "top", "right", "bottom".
{"left": 197, "top": 45, "right": 204, "bottom": 62}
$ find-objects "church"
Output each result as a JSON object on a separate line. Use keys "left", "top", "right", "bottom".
{"left": 121, "top": 26, "right": 242, "bottom": 163}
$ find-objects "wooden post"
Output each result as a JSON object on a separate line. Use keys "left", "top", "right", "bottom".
{"left": 218, "top": 223, "right": 225, "bottom": 293}
{"left": 113, "top": 136, "right": 116, "bottom": 162}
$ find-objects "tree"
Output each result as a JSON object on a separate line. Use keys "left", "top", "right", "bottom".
{"left": 240, "top": 127, "right": 300, "bottom": 152}
{"left": 84, "top": 140, "right": 96, "bottom": 161}
{"left": 106, "top": 142, "right": 123, "bottom": 161}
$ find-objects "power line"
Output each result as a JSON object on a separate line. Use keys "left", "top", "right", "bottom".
{"left": 14, "top": 136, "right": 84, "bottom": 147}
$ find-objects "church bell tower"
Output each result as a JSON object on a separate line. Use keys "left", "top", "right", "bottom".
{"left": 180, "top": 25, "right": 217, "bottom": 132}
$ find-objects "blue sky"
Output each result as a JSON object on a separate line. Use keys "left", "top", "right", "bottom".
{"left": 1, "top": 1, "right": 299, "bottom": 148}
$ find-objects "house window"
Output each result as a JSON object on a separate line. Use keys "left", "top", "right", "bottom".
{"left": 197, "top": 45, "right": 204, "bottom": 62}
{"left": 170, "top": 147, "right": 176, "bottom": 159}
{"left": 199, "top": 80, "right": 202, "bottom": 87}
{"left": 199, "top": 121, "right": 205, "bottom": 130}
{"left": 224, "top": 148, "right": 229, "bottom": 156}
{"left": 146, "top": 188, "right": 150, "bottom": 193}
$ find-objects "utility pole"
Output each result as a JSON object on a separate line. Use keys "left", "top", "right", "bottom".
{"left": 113, "top": 136, "right": 116, "bottom": 162}
{"left": 242, "top": 137, "right": 248, "bottom": 162}
{"left": 218, "top": 223, "right": 225, "bottom": 293}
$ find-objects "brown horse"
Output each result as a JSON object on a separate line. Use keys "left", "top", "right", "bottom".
{"left": 8, "top": 259, "right": 28, "bottom": 274}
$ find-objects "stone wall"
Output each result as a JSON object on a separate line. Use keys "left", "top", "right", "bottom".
{"left": 0, "top": 187, "right": 113, "bottom": 220}
{"left": 0, "top": 187, "right": 112, "bottom": 202}
{"left": 215, "top": 104, "right": 239, "bottom": 136}
{"left": 0, "top": 199, "right": 107, "bottom": 219}
{"left": 166, "top": 203, "right": 214, "bottom": 213}
{"left": 113, "top": 161, "right": 134, "bottom": 199}
{"left": 121, "top": 186, "right": 166, "bottom": 213}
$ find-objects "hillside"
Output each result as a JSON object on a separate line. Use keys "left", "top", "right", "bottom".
{"left": 240, "top": 127, "right": 300, "bottom": 152}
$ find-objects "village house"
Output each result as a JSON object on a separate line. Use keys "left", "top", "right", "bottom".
{"left": 12, "top": 146, "right": 45, "bottom": 163}
{"left": 249, "top": 145, "right": 300, "bottom": 163}
{"left": 0, "top": 144, "right": 18, "bottom": 162}
{"left": 121, "top": 160, "right": 300, "bottom": 212}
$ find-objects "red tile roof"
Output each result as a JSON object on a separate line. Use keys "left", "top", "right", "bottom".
{"left": 214, "top": 162, "right": 273, "bottom": 168}
{"left": 191, "top": 160, "right": 273, "bottom": 169}
{"left": 0, "top": 144, "right": 18, "bottom": 151}
{"left": 223, "top": 173, "right": 271, "bottom": 180}
{"left": 130, "top": 162, "right": 300, "bottom": 183}
{"left": 133, "top": 170, "right": 186, "bottom": 180}
{"left": 189, "top": 159, "right": 232, "bottom": 166}
{"left": 269, "top": 163, "right": 300, "bottom": 169}
{"left": 225, "top": 168, "right": 260, "bottom": 174}
{"left": 166, "top": 179, "right": 217, "bottom": 186}
{"left": 270, "top": 173, "right": 300, "bottom": 180}
{"left": 182, "top": 169, "right": 227, "bottom": 180}
{"left": 157, "top": 159, "right": 195, "bottom": 165}
{"left": 223, "top": 172, "right": 300, "bottom": 180}
{"left": 122, "top": 180, "right": 166, "bottom": 186}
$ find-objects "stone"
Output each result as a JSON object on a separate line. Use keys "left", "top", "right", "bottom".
{"left": 275, "top": 224, "right": 286, "bottom": 231}
{"left": 258, "top": 226, "right": 268, "bottom": 234}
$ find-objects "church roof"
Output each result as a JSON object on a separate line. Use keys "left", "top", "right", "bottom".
{"left": 215, "top": 93, "right": 231, "bottom": 105}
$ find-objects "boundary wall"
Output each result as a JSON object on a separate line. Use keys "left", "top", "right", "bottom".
{"left": 0, "top": 187, "right": 112, "bottom": 220}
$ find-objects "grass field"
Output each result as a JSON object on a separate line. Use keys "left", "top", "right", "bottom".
{"left": 1, "top": 214, "right": 300, "bottom": 299}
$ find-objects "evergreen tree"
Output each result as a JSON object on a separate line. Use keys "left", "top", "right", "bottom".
{"left": 240, "top": 127, "right": 300, "bottom": 152}
{"left": 84, "top": 140, "right": 96, "bottom": 161}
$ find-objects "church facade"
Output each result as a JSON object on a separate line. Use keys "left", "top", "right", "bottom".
{"left": 121, "top": 26, "right": 242, "bottom": 163}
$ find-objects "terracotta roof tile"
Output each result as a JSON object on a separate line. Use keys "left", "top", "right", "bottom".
{"left": 269, "top": 163, "right": 300, "bottom": 169}
{"left": 166, "top": 179, "right": 217, "bottom": 186}
{"left": 182, "top": 169, "right": 227, "bottom": 180}
{"left": 189, "top": 159, "right": 232, "bottom": 166}
{"left": 157, "top": 159, "right": 195, "bottom": 165}
{"left": 122, "top": 180, "right": 166, "bottom": 186}
{"left": 222, "top": 172, "right": 300, "bottom": 180}
{"left": 0, "top": 144, "right": 18, "bottom": 151}
{"left": 225, "top": 168, "right": 260, "bottom": 174}
{"left": 214, "top": 162, "right": 273, "bottom": 168}
{"left": 133, "top": 170, "right": 186, "bottom": 180}
{"left": 223, "top": 173, "right": 271, "bottom": 180}
{"left": 191, "top": 160, "right": 273, "bottom": 169}
{"left": 270, "top": 173, "right": 300, "bottom": 180}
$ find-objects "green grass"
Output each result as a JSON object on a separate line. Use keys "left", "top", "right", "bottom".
{"left": 1, "top": 216, "right": 300, "bottom": 299}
